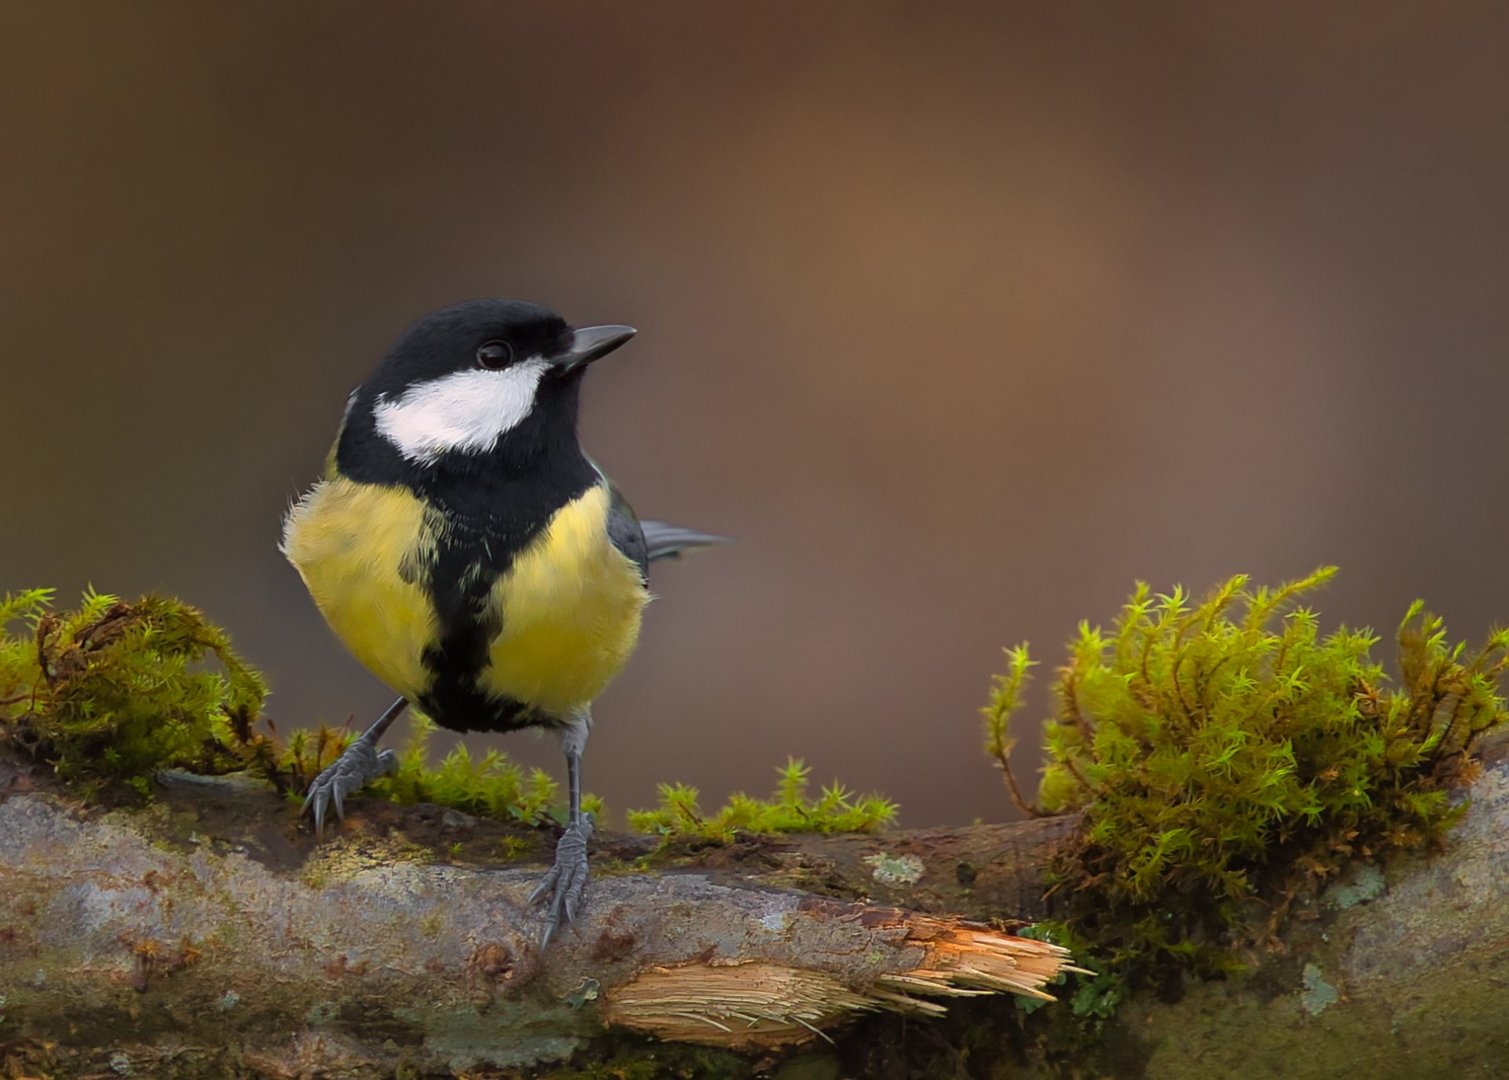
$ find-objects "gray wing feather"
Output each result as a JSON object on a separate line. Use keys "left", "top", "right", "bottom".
{"left": 605, "top": 491, "right": 650, "bottom": 580}
{"left": 591, "top": 458, "right": 727, "bottom": 578}
{"left": 640, "top": 520, "right": 730, "bottom": 562}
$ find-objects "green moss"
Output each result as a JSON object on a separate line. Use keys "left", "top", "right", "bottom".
{"left": 0, "top": 588, "right": 267, "bottom": 797}
{"left": 626, "top": 757, "right": 898, "bottom": 842}
{"left": 366, "top": 713, "right": 561, "bottom": 825}
{"left": 0, "top": 587, "right": 579, "bottom": 828}
{"left": 985, "top": 566, "right": 1509, "bottom": 1001}
{"left": 270, "top": 708, "right": 610, "bottom": 829}
{"left": 2, "top": 587, "right": 894, "bottom": 844}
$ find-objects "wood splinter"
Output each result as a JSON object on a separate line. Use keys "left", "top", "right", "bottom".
{"left": 604, "top": 911, "right": 1082, "bottom": 1050}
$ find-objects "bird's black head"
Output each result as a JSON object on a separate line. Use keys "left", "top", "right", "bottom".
{"left": 335, "top": 298, "right": 634, "bottom": 487}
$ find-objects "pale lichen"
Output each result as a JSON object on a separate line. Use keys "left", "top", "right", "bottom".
{"left": 1324, "top": 863, "right": 1387, "bottom": 910}
{"left": 1300, "top": 963, "right": 1339, "bottom": 1015}
{"left": 862, "top": 852, "right": 925, "bottom": 886}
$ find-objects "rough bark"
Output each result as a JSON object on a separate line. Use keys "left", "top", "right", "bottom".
{"left": 3, "top": 750, "right": 1508, "bottom": 1079}
{"left": 0, "top": 761, "right": 1076, "bottom": 1077}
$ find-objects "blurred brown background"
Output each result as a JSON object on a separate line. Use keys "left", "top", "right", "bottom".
{"left": 2, "top": 3, "right": 1506, "bottom": 827}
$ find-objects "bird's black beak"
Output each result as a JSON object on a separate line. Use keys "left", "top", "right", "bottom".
{"left": 554, "top": 325, "right": 636, "bottom": 373}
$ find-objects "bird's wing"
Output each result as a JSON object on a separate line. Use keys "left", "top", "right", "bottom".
{"left": 605, "top": 484, "right": 650, "bottom": 580}
{"left": 639, "top": 520, "right": 730, "bottom": 562}
{"left": 586, "top": 457, "right": 649, "bottom": 579}
{"left": 587, "top": 458, "right": 727, "bottom": 577}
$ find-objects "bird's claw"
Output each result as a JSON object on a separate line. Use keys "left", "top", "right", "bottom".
{"left": 302, "top": 735, "right": 398, "bottom": 838}
{"left": 530, "top": 812, "right": 594, "bottom": 949}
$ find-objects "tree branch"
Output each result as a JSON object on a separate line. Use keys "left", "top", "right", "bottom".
{"left": 7, "top": 748, "right": 1508, "bottom": 1079}
{"left": 0, "top": 761, "right": 1078, "bottom": 1076}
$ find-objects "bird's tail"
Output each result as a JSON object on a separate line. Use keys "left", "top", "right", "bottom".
{"left": 640, "top": 521, "right": 730, "bottom": 562}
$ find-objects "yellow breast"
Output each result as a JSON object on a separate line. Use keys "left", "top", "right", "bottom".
{"left": 480, "top": 485, "right": 650, "bottom": 715}
{"left": 282, "top": 476, "right": 649, "bottom": 720}
{"left": 280, "top": 477, "right": 438, "bottom": 700}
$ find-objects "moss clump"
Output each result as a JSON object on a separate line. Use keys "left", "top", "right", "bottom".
{"left": 369, "top": 712, "right": 604, "bottom": 825}
{"left": 0, "top": 586, "right": 887, "bottom": 843}
{"left": 627, "top": 757, "right": 898, "bottom": 842}
{"left": 985, "top": 566, "right": 1509, "bottom": 989}
{"left": 0, "top": 586, "right": 578, "bottom": 826}
{"left": 0, "top": 588, "right": 267, "bottom": 797}
{"left": 273, "top": 712, "right": 604, "bottom": 827}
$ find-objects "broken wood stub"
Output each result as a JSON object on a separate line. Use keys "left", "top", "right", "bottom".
{"left": 600, "top": 903, "right": 1075, "bottom": 1049}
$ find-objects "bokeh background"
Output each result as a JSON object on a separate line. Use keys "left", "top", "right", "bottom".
{"left": 3, "top": 2, "right": 1506, "bottom": 827}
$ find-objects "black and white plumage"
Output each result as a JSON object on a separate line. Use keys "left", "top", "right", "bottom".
{"left": 281, "top": 298, "right": 724, "bottom": 946}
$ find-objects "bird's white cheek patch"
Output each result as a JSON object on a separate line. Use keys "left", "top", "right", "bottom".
{"left": 373, "top": 360, "right": 548, "bottom": 463}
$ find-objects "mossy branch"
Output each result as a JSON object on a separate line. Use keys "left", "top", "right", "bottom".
{"left": 980, "top": 566, "right": 1509, "bottom": 1022}
{"left": 0, "top": 591, "right": 890, "bottom": 839}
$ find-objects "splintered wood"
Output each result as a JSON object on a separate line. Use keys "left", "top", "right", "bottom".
{"left": 602, "top": 912, "right": 1079, "bottom": 1050}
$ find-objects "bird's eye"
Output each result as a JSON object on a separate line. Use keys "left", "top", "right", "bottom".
{"left": 476, "top": 340, "right": 513, "bottom": 369}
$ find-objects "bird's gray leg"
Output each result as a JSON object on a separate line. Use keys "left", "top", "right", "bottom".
{"left": 529, "top": 709, "right": 594, "bottom": 948}
{"left": 302, "top": 696, "right": 407, "bottom": 837}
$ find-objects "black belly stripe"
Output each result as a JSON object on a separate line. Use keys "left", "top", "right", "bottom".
{"left": 418, "top": 684, "right": 540, "bottom": 733}
{"left": 336, "top": 398, "right": 606, "bottom": 732}
{"left": 415, "top": 462, "right": 600, "bottom": 734}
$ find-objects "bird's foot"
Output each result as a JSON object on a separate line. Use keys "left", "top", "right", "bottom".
{"left": 528, "top": 812, "right": 595, "bottom": 949}
{"left": 302, "top": 731, "right": 398, "bottom": 837}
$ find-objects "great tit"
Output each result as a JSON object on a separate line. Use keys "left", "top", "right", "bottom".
{"left": 280, "top": 298, "right": 722, "bottom": 945}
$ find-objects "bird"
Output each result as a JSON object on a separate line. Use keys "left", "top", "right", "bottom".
{"left": 280, "top": 298, "right": 723, "bottom": 946}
